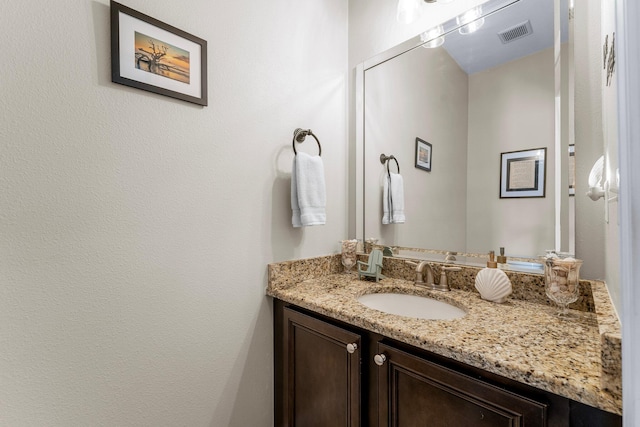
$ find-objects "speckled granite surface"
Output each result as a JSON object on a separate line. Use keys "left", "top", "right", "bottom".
{"left": 266, "top": 254, "right": 622, "bottom": 415}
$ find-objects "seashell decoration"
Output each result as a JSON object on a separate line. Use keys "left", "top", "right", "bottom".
{"left": 340, "top": 239, "right": 359, "bottom": 273}
{"left": 474, "top": 268, "right": 513, "bottom": 303}
{"left": 543, "top": 256, "right": 583, "bottom": 316}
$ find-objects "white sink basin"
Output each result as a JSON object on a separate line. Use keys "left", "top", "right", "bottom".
{"left": 357, "top": 293, "right": 466, "bottom": 320}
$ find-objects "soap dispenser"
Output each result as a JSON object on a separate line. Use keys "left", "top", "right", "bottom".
{"left": 496, "top": 247, "right": 508, "bottom": 270}
{"left": 474, "top": 251, "right": 513, "bottom": 303}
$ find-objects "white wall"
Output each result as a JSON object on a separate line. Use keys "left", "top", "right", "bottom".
{"left": 363, "top": 46, "right": 468, "bottom": 250}
{"left": 574, "top": 0, "right": 606, "bottom": 280}
{"left": 618, "top": 0, "right": 640, "bottom": 423}
{"left": 0, "top": 1, "right": 348, "bottom": 426}
{"left": 601, "top": 0, "right": 621, "bottom": 315}
{"left": 467, "top": 48, "right": 556, "bottom": 256}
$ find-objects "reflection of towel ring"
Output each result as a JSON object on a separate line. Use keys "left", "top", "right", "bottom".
{"left": 380, "top": 153, "right": 400, "bottom": 174}
{"left": 292, "top": 128, "right": 322, "bottom": 156}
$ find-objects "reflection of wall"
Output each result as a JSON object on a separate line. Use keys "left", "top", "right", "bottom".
{"left": 364, "top": 46, "right": 468, "bottom": 250}
{"left": 467, "top": 47, "right": 555, "bottom": 256}
{"left": 574, "top": 0, "right": 606, "bottom": 281}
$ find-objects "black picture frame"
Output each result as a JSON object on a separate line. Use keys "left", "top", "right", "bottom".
{"left": 415, "top": 138, "right": 432, "bottom": 172}
{"left": 500, "top": 148, "right": 547, "bottom": 198}
{"left": 110, "top": 1, "right": 208, "bottom": 106}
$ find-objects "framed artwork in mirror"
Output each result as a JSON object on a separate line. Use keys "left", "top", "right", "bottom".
{"left": 110, "top": 1, "right": 208, "bottom": 106}
{"left": 500, "top": 148, "right": 546, "bottom": 198}
{"left": 415, "top": 138, "right": 432, "bottom": 172}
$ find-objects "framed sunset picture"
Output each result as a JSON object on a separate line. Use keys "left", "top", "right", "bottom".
{"left": 110, "top": 1, "right": 207, "bottom": 106}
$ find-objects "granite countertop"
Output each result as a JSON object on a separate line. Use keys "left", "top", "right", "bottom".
{"left": 267, "top": 256, "right": 622, "bottom": 415}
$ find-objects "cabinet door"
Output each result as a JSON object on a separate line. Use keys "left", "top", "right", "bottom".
{"left": 282, "top": 307, "right": 361, "bottom": 427}
{"left": 375, "top": 342, "right": 547, "bottom": 427}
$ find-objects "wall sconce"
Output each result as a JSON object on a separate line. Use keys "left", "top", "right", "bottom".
{"left": 586, "top": 156, "right": 605, "bottom": 201}
{"left": 586, "top": 155, "right": 619, "bottom": 223}
{"left": 420, "top": 25, "right": 445, "bottom": 48}
{"left": 456, "top": 6, "right": 485, "bottom": 34}
{"left": 586, "top": 155, "right": 619, "bottom": 201}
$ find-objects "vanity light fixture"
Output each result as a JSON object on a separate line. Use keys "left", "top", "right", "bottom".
{"left": 397, "top": 0, "right": 422, "bottom": 24}
{"left": 420, "top": 25, "right": 445, "bottom": 48}
{"left": 456, "top": 6, "right": 485, "bottom": 34}
{"left": 397, "top": 0, "right": 457, "bottom": 24}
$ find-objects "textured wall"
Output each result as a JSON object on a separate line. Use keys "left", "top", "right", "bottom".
{"left": 0, "top": 1, "right": 348, "bottom": 425}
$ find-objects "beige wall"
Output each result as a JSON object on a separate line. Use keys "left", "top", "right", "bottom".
{"left": 363, "top": 46, "right": 468, "bottom": 250}
{"left": 0, "top": 1, "right": 348, "bottom": 425}
{"left": 466, "top": 48, "right": 556, "bottom": 257}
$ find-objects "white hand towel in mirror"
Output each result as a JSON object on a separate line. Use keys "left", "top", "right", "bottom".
{"left": 291, "top": 152, "right": 326, "bottom": 227}
{"left": 382, "top": 172, "right": 405, "bottom": 224}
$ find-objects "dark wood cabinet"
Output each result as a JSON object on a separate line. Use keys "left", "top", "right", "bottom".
{"left": 277, "top": 306, "right": 361, "bottom": 427}
{"left": 375, "top": 342, "right": 546, "bottom": 427}
{"left": 274, "top": 300, "right": 622, "bottom": 427}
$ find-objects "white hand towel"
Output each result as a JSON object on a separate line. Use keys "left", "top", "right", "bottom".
{"left": 382, "top": 172, "right": 405, "bottom": 224}
{"left": 291, "top": 152, "right": 326, "bottom": 227}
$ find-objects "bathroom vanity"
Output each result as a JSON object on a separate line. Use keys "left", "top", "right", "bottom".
{"left": 268, "top": 255, "right": 622, "bottom": 426}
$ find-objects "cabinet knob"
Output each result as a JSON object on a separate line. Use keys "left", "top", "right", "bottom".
{"left": 346, "top": 343, "right": 358, "bottom": 354}
{"left": 374, "top": 353, "right": 387, "bottom": 366}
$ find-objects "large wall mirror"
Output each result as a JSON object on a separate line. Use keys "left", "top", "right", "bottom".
{"left": 355, "top": 0, "right": 573, "bottom": 267}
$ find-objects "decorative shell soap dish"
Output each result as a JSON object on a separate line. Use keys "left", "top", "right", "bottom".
{"left": 475, "top": 268, "right": 513, "bottom": 303}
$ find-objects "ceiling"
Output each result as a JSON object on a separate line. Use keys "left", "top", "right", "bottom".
{"left": 442, "top": 0, "right": 568, "bottom": 75}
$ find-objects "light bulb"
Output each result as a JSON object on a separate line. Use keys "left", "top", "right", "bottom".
{"left": 397, "top": 0, "right": 422, "bottom": 24}
{"left": 456, "top": 6, "right": 485, "bottom": 34}
{"left": 420, "top": 25, "right": 445, "bottom": 48}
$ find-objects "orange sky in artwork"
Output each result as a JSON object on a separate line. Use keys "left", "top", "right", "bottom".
{"left": 134, "top": 32, "right": 190, "bottom": 71}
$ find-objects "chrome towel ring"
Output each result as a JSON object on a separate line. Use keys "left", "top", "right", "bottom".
{"left": 292, "top": 128, "right": 322, "bottom": 156}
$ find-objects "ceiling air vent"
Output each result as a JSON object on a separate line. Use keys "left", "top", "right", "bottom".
{"left": 498, "top": 20, "right": 533, "bottom": 44}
